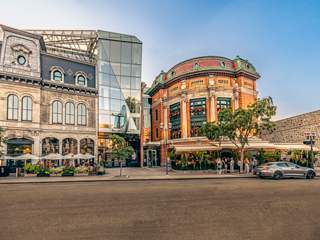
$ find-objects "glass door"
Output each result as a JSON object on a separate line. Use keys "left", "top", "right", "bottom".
{"left": 152, "top": 150, "right": 157, "bottom": 167}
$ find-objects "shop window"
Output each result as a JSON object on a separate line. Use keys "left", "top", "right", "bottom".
{"left": 80, "top": 138, "right": 94, "bottom": 155}
{"left": 52, "top": 100, "right": 63, "bottom": 124}
{"left": 42, "top": 137, "right": 59, "bottom": 156}
{"left": 65, "top": 102, "right": 75, "bottom": 125}
{"left": 190, "top": 98, "right": 206, "bottom": 137}
{"left": 22, "top": 96, "right": 32, "bottom": 121}
{"left": 7, "top": 138, "right": 33, "bottom": 157}
{"left": 62, "top": 138, "right": 77, "bottom": 155}
{"left": 7, "top": 94, "right": 18, "bottom": 121}
{"left": 155, "top": 109, "right": 158, "bottom": 121}
{"left": 170, "top": 103, "right": 181, "bottom": 139}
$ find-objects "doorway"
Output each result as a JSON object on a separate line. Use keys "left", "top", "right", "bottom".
{"left": 146, "top": 150, "right": 158, "bottom": 167}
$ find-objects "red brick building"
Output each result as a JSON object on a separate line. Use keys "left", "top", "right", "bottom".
{"left": 143, "top": 56, "right": 260, "bottom": 166}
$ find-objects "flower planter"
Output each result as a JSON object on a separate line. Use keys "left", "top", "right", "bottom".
{"left": 98, "top": 171, "right": 105, "bottom": 175}
{"left": 62, "top": 173, "right": 74, "bottom": 177}
{"left": 37, "top": 173, "right": 50, "bottom": 177}
{"left": 74, "top": 173, "right": 89, "bottom": 176}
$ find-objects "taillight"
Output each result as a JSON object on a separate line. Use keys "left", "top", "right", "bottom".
{"left": 263, "top": 167, "right": 270, "bottom": 170}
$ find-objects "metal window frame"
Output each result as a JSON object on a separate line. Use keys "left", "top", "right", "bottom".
{"left": 7, "top": 94, "right": 18, "bottom": 121}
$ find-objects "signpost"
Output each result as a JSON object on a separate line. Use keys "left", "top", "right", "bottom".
{"left": 304, "top": 132, "right": 317, "bottom": 169}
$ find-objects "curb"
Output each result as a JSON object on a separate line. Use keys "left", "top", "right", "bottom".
{"left": 0, "top": 175, "right": 259, "bottom": 184}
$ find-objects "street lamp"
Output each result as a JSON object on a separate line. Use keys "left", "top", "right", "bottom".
{"left": 160, "top": 122, "right": 172, "bottom": 176}
{"left": 305, "top": 131, "right": 317, "bottom": 169}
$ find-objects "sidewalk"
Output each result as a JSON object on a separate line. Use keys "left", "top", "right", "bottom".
{"left": 0, "top": 167, "right": 319, "bottom": 184}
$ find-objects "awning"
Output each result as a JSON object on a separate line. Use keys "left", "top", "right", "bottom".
{"left": 273, "top": 143, "right": 319, "bottom": 151}
{"left": 211, "top": 141, "right": 277, "bottom": 150}
{"left": 174, "top": 145, "right": 222, "bottom": 153}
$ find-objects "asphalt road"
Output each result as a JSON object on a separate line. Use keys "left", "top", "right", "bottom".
{"left": 1, "top": 178, "right": 320, "bottom": 240}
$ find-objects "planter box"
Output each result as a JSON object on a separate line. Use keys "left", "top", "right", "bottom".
{"left": 98, "top": 171, "right": 105, "bottom": 175}
{"left": 74, "top": 173, "right": 89, "bottom": 176}
{"left": 62, "top": 173, "right": 74, "bottom": 177}
{"left": 37, "top": 173, "right": 50, "bottom": 177}
{"left": 25, "top": 173, "right": 36, "bottom": 177}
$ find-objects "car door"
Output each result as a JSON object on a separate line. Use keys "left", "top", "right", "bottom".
{"left": 276, "top": 163, "right": 291, "bottom": 176}
{"left": 286, "top": 162, "right": 304, "bottom": 176}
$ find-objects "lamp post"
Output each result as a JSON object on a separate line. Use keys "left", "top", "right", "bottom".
{"left": 305, "top": 131, "right": 317, "bottom": 169}
{"left": 160, "top": 122, "right": 172, "bottom": 176}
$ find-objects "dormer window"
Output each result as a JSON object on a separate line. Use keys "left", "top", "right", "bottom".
{"left": 78, "top": 75, "right": 85, "bottom": 85}
{"left": 50, "top": 66, "right": 65, "bottom": 82}
{"left": 11, "top": 44, "right": 32, "bottom": 68}
{"left": 53, "top": 71, "right": 62, "bottom": 81}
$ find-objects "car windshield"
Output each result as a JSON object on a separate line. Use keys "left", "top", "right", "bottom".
{"left": 260, "top": 163, "right": 275, "bottom": 166}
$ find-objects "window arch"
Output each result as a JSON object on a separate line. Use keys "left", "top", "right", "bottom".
{"left": 53, "top": 71, "right": 62, "bottom": 81}
{"left": 78, "top": 75, "right": 85, "bottom": 85}
{"left": 80, "top": 138, "right": 94, "bottom": 155}
{"left": 7, "top": 94, "right": 18, "bottom": 120}
{"left": 22, "top": 96, "right": 32, "bottom": 121}
{"left": 62, "top": 138, "right": 77, "bottom": 155}
{"left": 77, "top": 103, "right": 86, "bottom": 126}
{"left": 52, "top": 101, "right": 63, "bottom": 124}
{"left": 65, "top": 102, "right": 75, "bottom": 125}
{"left": 42, "top": 137, "right": 59, "bottom": 156}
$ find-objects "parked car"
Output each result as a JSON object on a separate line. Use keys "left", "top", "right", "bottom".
{"left": 254, "top": 162, "right": 316, "bottom": 180}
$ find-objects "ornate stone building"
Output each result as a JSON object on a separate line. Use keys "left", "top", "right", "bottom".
{"left": 144, "top": 56, "right": 260, "bottom": 166}
{"left": 0, "top": 24, "right": 98, "bottom": 165}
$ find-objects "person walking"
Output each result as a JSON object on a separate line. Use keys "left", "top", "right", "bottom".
{"left": 238, "top": 158, "right": 242, "bottom": 173}
{"left": 230, "top": 158, "right": 234, "bottom": 174}
{"left": 221, "top": 160, "right": 225, "bottom": 174}
{"left": 244, "top": 158, "right": 249, "bottom": 174}
{"left": 253, "top": 157, "right": 257, "bottom": 167}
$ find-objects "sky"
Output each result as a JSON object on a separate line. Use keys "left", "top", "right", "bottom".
{"left": 1, "top": 0, "right": 320, "bottom": 120}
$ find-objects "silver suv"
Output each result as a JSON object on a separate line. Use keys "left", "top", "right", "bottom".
{"left": 254, "top": 162, "right": 316, "bottom": 180}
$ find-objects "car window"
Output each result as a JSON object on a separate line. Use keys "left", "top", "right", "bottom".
{"left": 277, "top": 163, "right": 287, "bottom": 167}
{"left": 286, "top": 162, "right": 297, "bottom": 167}
{"left": 261, "top": 163, "right": 274, "bottom": 166}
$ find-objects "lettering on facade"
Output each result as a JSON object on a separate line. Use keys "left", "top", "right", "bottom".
{"left": 170, "top": 86, "right": 179, "bottom": 93}
{"left": 190, "top": 80, "right": 204, "bottom": 87}
{"left": 244, "top": 80, "right": 253, "bottom": 88}
{"left": 218, "top": 79, "right": 229, "bottom": 85}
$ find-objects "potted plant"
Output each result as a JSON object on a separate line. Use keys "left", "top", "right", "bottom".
{"left": 61, "top": 163, "right": 75, "bottom": 176}
{"left": 36, "top": 163, "right": 50, "bottom": 177}
{"left": 182, "top": 152, "right": 187, "bottom": 170}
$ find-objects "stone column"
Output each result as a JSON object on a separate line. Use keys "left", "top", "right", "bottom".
{"left": 210, "top": 92, "right": 216, "bottom": 122}
{"left": 59, "top": 140, "right": 62, "bottom": 155}
{"left": 181, "top": 95, "right": 188, "bottom": 139}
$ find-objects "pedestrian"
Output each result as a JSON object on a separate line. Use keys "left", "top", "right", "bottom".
{"left": 253, "top": 157, "right": 257, "bottom": 167}
{"left": 216, "top": 158, "right": 221, "bottom": 174}
{"left": 224, "top": 160, "right": 228, "bottom": 174}
{"left": 230, "top": 158, "right": 234, "bottom": 174}
{"left": 249, "top": 159, "right": 254, "bottom": 174}
{"left": 238, "top": 158, "right": 242, "bottom": 173}
{"left": 244, "top": 158, "right": 249, "bottom": 174}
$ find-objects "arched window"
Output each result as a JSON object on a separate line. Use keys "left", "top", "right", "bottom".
{"left": 77, "top": 103, "right": 86, "bottom": 126}
{"left": 22, "top": 96, "right": 32, "bottom": 121}
{"left": 53, "top": 71, "right": 62, "bottom": 81}
{"left": 62, "top": 138, "right": 77, "bottom": 155}
{"left": 42, "top": 137, "right": 59, "bottom": 156}
{"left": 65, "top": 102, "right": 75, "bottom": 125}
{"left": 78, "top": 75, "right": 85, "bottom": 85}
{"left": 80, "top": 138, "right": 94, "bottom": 155}
{"left": 52, "top": 101, "right": 63, "bottom": 124}
{"left": 7, "top": 94, "right": 18, "bottom": 120}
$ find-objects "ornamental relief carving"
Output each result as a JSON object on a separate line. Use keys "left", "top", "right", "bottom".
{"left": 11, "top": 44, "right": 32, "bottom": 68}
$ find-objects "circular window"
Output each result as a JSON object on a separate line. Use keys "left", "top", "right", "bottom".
{"left": 17, "top": 56, "right": 26, "bottom": 65}
{"left": 193, "top": 62, "right": 199, "bottom": 70}
{"left": 221, "top": 61, "right": 226, "bottom": 68}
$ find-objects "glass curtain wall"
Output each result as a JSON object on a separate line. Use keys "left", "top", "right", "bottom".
{"left": 98, "top": 31, "right": 142, "bottom": 134}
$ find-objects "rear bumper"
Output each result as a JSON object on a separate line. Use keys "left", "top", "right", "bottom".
{"left": 257, "top": 170, "right": 273, "bottom": 177}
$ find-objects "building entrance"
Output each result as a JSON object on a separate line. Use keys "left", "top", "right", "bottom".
{"left": 146, "top": 150, "right": 158, "bottom": 167}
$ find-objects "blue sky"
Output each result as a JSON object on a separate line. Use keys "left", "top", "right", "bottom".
{"left": 1, "top": 0, "right": 320, "bottom": 120}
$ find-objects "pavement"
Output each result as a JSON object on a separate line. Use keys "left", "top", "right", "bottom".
{"left": 1, "top": 178, "right": 320, "bottom": 240}
{"left": 0, "top": 167, "right": 319, "bottom": 184}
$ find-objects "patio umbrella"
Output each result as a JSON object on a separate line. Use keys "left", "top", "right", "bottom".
{"left": 42, "top": 153, "right": 63, "bottom": 165}
{"left": 72, "top": 154, "right": 88, "bottom": 166}
{"left": 0, "top": 156, "right": 14, "bottom": 166}
{"left": 85, "top": 153, "right": 95, "bottom": 159}
{"left": 14, "top": 153, "right": 40, "bottom": 165}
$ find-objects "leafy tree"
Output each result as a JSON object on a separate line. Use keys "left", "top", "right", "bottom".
{"left": 233, "top": 151, "right": 238, "bottom": 165}
{"left": 195, "top": 151, "right": 210, "bottom": 170}
{"left": 0, "top": 127, "right": 8, "bottom": 159}
{"left": 199, "top": 97, "right": 276, "bottom": 173}
{"left": 109, "top": 134, "right": 134, "bottom": 177}
{"left": 182, "top": 152, "right": 187, "bottom": 169}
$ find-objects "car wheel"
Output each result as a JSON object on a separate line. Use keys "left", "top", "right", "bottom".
{"left": 306, "top": 171, "right": 315, "bottom": 179}
{"left": 274, "top": 171, "right": 282, "bottom": 180}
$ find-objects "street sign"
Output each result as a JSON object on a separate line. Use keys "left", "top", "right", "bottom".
{"left": 303, "top": 141, "right": 315, "bottom": 145}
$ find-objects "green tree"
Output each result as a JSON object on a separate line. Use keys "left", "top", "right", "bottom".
{"left": 199, "top": 97, "right": 276, "bottom": 173}
{"left": 233, "top": 151, "right": 238, "bottom": 165}
{"left": 0, "top": 127, "right": 8, "bottom": 159}
{"left": 195, "top": 151, "right": 210, "bottom": 170}
{"left": 182, "top": 152, "right": 187, "bottom": 169}
{"left": 109, "top": 134, "right": 134, "bottom": 177}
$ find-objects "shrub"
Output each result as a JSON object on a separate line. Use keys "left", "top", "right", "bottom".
{"left": 75, "top": 167, "right": 89, "bottom": 173}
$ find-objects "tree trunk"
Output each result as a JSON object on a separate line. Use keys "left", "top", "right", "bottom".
{"left": 240, "top": 150, "right": 244, "bottom": 173}
{"left": 120, "top": 160, "right": 122, "bottom": 176}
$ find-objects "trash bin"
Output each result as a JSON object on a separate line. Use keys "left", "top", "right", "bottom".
{"left": 0, "top": 166, "right": 10, "bottom": 177}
